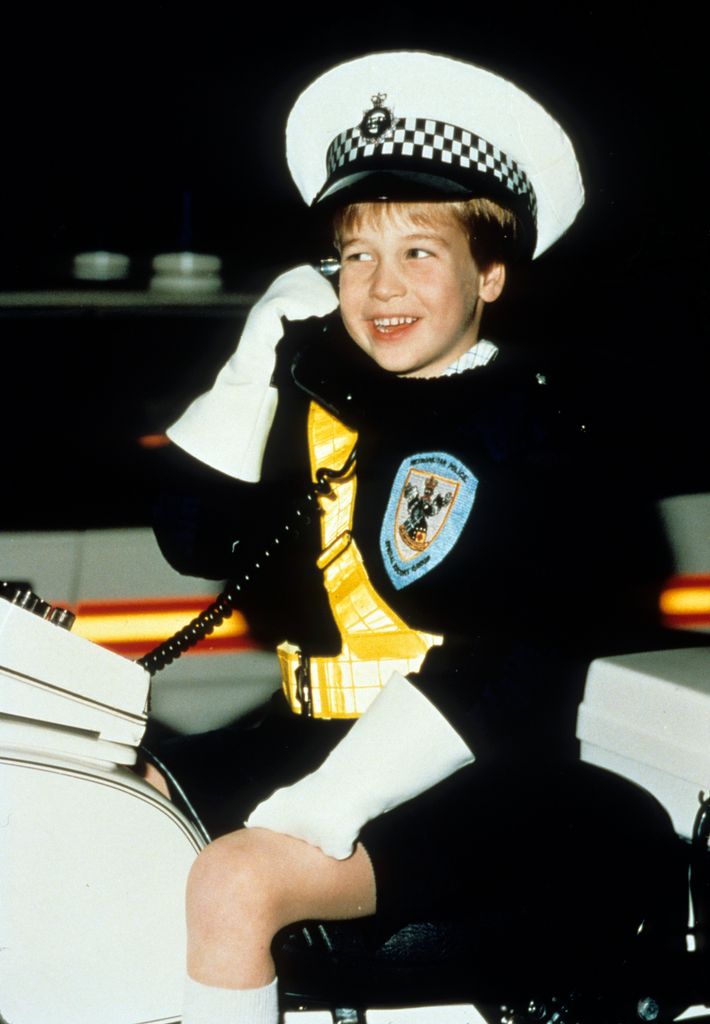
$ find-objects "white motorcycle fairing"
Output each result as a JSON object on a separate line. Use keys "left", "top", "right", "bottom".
{"left": 0, "top": 594, "right": 205, "bottom": 1024}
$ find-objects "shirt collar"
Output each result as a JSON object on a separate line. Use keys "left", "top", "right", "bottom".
{"left": 442, "top": 339, "right": 499, "bottom": 377}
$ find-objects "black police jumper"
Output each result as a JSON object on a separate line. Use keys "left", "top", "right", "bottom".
{"left": 151, "top": 313, "right": 682, "bottom": 970}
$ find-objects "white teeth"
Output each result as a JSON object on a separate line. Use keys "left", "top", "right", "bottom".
{"left": 373, "top": 316, "right": 417, "bottom": 328}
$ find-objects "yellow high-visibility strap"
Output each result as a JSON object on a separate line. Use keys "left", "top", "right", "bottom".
{"left": 279, "top": 401, "right": 442, "bottom": 718}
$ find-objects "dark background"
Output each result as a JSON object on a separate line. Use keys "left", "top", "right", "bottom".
{"left": 3, "top": 5, "right": 709, "bottom": 290}
{"left": 1, "top": 4, "right": 707, "bottom": 526}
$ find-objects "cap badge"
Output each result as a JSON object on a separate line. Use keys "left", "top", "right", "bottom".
{"left": 359, "top": 93, "right": 395, "bottom": 144}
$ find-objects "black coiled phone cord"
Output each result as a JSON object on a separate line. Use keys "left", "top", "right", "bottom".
{"left": 137, "top": 452, "right": 356, "bottom": 676}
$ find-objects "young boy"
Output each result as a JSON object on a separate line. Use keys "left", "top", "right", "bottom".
{"left": 152, "top": 51, "right": 680, "bottom": 1024}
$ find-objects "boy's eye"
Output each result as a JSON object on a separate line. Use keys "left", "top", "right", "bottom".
{"left": 407, "top": 248, "right": 433, "bottom": 259}
{"left": 344, "top": 251, "right": 374, "bottom": 262}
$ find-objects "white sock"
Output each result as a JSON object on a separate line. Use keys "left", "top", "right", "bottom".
{"left": 182, "top": 974, "right": 279, "bottom": 1024}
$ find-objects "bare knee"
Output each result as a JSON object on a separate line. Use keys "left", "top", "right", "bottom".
{"left": 185, "top": 828, "right": 376, "bottom": 988}
{"left": 186, "top": 829, "right": 306, "bottom": 939}
{"left": 187, "top": 827, "right": 376, "bottom": 938}
{"left": 186, "top": 829, "right": 293, "bottom": 987}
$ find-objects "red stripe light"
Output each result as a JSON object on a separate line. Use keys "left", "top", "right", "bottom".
{"left": 71, "top": 596, "right": 259, "bottom": 657}
{"left": 660, "top": 574, "right": 710, "bottom": 630}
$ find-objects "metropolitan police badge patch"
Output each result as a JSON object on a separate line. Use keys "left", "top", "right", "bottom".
{"left": 380, "top": 452, "right": 478, "bottom": 589}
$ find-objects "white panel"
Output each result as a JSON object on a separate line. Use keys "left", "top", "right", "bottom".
{"left": 367, "top": 1005, "right": 486, "bottom": 1023}
{"left": 0, "top": 757, "right": 203, "bottom": 1024}
{"left": 578, "top": 650, "right": 710, "bottom": 775}
{"left": 0, "top": 717, "right": 138, "bottom": 766}
{"left": 0, "top": 598, "right": 149, "bottom": 715}
{"left": 283, "top": 1013, "right": 334, "bottom": 1023}
{"left": 578, "top": 648, "right": 710, "bottom": 837}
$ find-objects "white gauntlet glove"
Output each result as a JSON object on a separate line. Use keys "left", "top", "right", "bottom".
{"left": 245, "top": 673, "right": 474, "bottom": 859}
{"left": 167, "top": 265, "right": 338, "bottom": 481}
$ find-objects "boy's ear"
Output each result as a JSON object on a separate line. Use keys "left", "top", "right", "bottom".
{"left": 478, "top": 262, "right": 506, "bottom": 304}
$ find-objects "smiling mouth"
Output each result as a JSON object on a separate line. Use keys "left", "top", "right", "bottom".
{"left": 371, "top": 316, "right": 418, "bottom": 334}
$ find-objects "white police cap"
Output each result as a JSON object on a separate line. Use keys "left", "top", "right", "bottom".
{"left": 286, "top": 51, "right": 584, "bottom": 259}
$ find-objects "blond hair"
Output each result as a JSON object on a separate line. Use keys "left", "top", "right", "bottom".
{"left": 332, "top": 197, "right": 520, "bottom": 268}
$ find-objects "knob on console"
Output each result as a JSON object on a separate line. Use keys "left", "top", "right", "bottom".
{"left": 11, "top": 587, "right": 40, "bottom": 613}
{"left": 49, "top": 607, "right": 76, "bottom": 631}
{"left": 0, "top": 581, "right": 76, "bottom": 630}
{"left": 1, "top": 581, "right": 30, "bottom": 604}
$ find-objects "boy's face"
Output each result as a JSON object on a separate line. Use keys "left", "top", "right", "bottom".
{"left": 337, "top": 203, "right": 504, "bottom": 378}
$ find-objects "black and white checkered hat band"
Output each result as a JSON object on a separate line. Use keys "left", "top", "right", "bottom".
{"left": 326, "top": 117, "right": 537, "bottom": 218}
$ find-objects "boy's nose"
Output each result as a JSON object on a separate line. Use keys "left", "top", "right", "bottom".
{"left": 369, "top": 261, "right": 406, "bottom": 301}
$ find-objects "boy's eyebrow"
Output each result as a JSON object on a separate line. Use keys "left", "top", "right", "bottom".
{"left": 403, "top": 232, "right": 451, "bottom": 246}
{"left": 339, "top": 231, "right": 452, "bottom": 247}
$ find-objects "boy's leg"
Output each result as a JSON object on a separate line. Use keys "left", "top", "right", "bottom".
{"left": 183, "top": 826, "right": 376, "bottom": 1022}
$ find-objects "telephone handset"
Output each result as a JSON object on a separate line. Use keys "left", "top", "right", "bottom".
{"left": 137, "top": 446, "right": 356, "bottom": 676}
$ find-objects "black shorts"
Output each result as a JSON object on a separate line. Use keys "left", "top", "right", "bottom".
{"left": 360, "top": 760, "right": 685, "bottom": 956}
{"left": 146, "top": 693, "right": 685, "bottom": 970}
